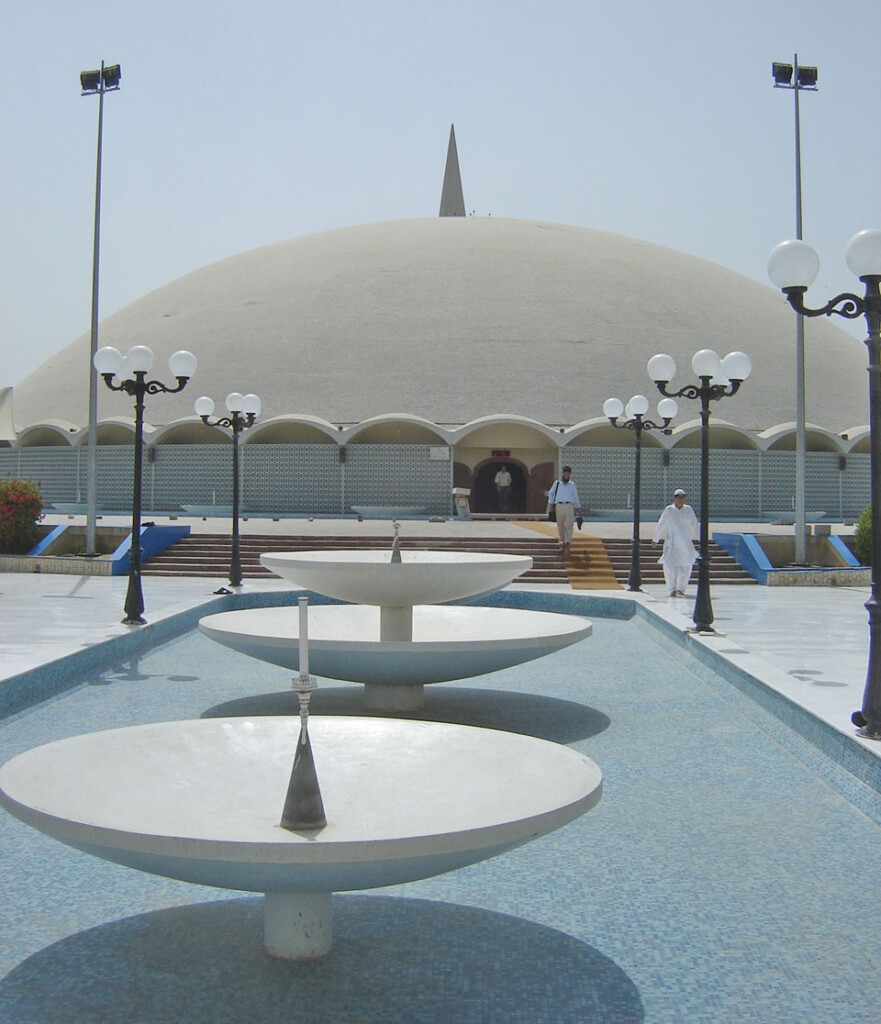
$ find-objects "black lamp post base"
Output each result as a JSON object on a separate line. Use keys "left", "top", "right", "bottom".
{"left": 123, "top": 574, "right": 146, "bottom": 626}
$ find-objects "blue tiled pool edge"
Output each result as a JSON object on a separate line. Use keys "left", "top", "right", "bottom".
{"left": 0, "top": 590, "right": 329, "bottom": 720}
{"left": 630, "top": 601, "right": 881, "bottom": 824}
{"left": 4, "top": 586, "right": 879, "bottom": 822}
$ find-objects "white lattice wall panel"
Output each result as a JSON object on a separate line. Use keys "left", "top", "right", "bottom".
{"left": 842, "top": 453, "right": 871, "bottom": 517}
{"left": 148, "top": 445, "right": 231, "bottom": 512}
{"left": 660, "top": 450, "right": 761, "bottom": 518}
{"left": 804, "top": 452, "right": 846, "bottom": 520}
{"left": 0, "top": 444, "right": 873, "bottom": 519}
{"left": 245, "top": 445, "right": 341, "bottom": 514}
{"left": 1, "top": 448, "right": 79, "bottom": 504}
{"left": 345, "top": 445, "right": 451, "bottom": 514}
{"left": 761, "top": 450, "right": 798, "bottom": 515}
{"left": 89, "top": 448, "right": 137, "bottom": 512}
{"left": 564, "top": 448, "right": 669, "bottom": 511}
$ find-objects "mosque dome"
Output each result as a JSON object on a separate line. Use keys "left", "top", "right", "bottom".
{"left": 10, "top": 216, "right": 869, "bottom": 434}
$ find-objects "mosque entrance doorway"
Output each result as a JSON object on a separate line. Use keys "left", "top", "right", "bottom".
{"left": 473, "top": 460, "right": 527, "bottom": 515}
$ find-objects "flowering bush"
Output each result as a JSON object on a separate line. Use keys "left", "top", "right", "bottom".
{"left": 0, "top": 478, "right": 44, "bottom": 554}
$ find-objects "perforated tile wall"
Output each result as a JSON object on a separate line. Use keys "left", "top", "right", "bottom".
{"left": 244, "top": 444, "right": 341, "bottom": 515}
{"left": 344, "top": 445, "right": 452, "bottom": 515}
{"left": 0, "top": 445, "right": 872, "bottom": 519}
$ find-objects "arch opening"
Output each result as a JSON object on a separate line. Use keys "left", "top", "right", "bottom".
{"left": 472, "top": 460, "right": 528, "bottom": 514}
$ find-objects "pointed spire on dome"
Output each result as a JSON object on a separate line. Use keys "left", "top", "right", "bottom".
{"left": 439, "top": 123, "right": 466, "bottom": 217}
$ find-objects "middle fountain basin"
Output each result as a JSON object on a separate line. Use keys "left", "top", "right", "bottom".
{"left": 199, "top": 604, "right": 592, "bottom": 685}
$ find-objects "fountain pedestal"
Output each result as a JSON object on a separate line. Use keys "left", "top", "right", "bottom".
{"left": 264, "top": 892, "right": 333, "bottom": 959}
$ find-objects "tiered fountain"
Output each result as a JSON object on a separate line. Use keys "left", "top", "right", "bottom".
{"left": 0, "top": 534, "right": 601, "bottom": 961}
{"left": 199, "top": 528, "right": 592, "bottom": 710}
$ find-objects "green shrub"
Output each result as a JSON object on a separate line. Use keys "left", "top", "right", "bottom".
{"left": 0, "top": 478, "right": 44, "bottom": 554}
{"left": 854, "top": 505, "right": 873, "bottom": 566}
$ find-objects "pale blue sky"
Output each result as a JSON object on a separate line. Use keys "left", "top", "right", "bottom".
{"left": 2, "top": 0, "right": 879, "bottom": 386}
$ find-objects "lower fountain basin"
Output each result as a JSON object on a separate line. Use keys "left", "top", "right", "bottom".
{"left": 0, "top": 716, "right": 602, "bottom": 895}
{"left": 199, "top": 605, "right": 592, "bottom": 685}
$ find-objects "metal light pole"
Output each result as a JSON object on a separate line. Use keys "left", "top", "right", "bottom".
{"left": 768, "top": 230, "right": 881, "bottom": 737}
{"left": 603, "top": 395, "right": 678, "bottom": 591}
{"left": 648, "top": 350, "right": 752, "bottom": 632}
{"left": 772, "top": 57, "right": 818, "bottom": 565}
{"left": 94, "top": 345, "right": 196, "bottom": 624}
{"left": 80, "top": 63, "right": 121, "bottom": 557}
{"left": 194, "top": 392, "right": 261, "bottom": 587}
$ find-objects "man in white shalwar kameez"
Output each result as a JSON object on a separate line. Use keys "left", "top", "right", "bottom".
{"left": 652, "top": 488, "right": 699, "bottom": 596}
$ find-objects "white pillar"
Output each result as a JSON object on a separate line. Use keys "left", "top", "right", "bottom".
{"left": 263, "top": 891, "right": 333, "bottom": 960}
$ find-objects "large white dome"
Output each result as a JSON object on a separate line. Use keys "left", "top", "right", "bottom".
{"left": 10, "top": 217, "right": 869, "bottom": 433}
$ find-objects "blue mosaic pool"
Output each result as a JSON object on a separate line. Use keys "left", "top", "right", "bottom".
{"left": 1, "top": 593, "right": 880, "bottom": 1023}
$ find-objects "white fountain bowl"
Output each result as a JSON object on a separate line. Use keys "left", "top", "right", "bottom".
{"left": 0, "top": 717, "right": 602, "bottom": 894}
{"left": 259, "top": 550, "right": 533, "bottom": 606}
{"left": 199, "top": 605, "right": 592, "bottom": 685}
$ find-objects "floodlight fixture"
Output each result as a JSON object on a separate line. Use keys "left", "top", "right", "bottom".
{"left": 80, "top": 64, "right": 121, "bottom": 94}
{"left": 772, "top": 62, "right": 793, "bottom": 87}
{"left": 771, "top": 62, "right": 817, "bottom": 90}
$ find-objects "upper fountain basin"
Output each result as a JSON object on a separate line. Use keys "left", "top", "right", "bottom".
{"left": 259, "top": 550, "right": 533, "bottom": 606}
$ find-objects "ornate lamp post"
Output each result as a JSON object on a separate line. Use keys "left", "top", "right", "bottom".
{"left": 648, "top": 349, "right": 752, "bottom": 632}
{"left": 603, "top": 394, "right": 678, "bottom": 591}
{"left": 94, "top": 344, "right": 197, "bottom": 624}
{"left": 768, "top": 229, "right": 881, "bottom": 737}
{"left": 194, "top": 391, "right": 261, "bottom": 587}
{"left": 80, "top": 62, "right": 121, "bottom": 557}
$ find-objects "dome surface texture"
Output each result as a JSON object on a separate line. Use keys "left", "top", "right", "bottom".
{"left": 12, "top": 217, "right": 869, "bottom": 432}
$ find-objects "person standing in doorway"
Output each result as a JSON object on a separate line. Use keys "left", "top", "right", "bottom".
{"left": 652, "top": 488, "right": 699, "bottom": 596}
{"left": 547, "top": 465, "right": 582, "bottom": 558}
{"left": 494, "top": 463, "right": 512, "bottom": 513}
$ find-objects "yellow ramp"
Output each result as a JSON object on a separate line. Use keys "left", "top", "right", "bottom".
{"left": 515, "top": 522, "right": 622, "bottom": 590}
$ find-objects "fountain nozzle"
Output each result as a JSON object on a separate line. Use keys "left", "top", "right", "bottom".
{"left": 391, "top": 522, "right": 402, "bottom": 563}
{"left": 280, "top": 597, "right": 327, "bottom": 831}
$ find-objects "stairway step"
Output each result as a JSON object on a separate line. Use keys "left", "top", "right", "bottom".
{"left": 142, "top": 533, "right": 567, "bottom": 584}
{"left": 600, "top": 539, "right": 756, "bottom": 585}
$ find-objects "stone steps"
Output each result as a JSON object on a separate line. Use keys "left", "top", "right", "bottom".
{"left": 600, "top": 539, "right": 757, "bottom": 586}
{"left": 141, "top": 534, "right": 569, "bottom": 584}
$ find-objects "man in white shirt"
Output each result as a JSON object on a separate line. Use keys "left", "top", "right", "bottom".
{"left": 652, "top": 488, "right": 699, "bottom": 596}
{"left": 547, "top": 466, "right": 582, "bottom": 558}
{"left": 494, "top": 463, "right": 512, "bottom": 513}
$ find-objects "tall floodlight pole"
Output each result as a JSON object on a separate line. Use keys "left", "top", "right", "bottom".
{"left": 80, "top": 63, "right": 122, "bottom": 556}
{"left": 772, "top": 56, "right": 818, "bottom": 564}
{"left": 768, "top": 230, "right": 881, "bottom": 738}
